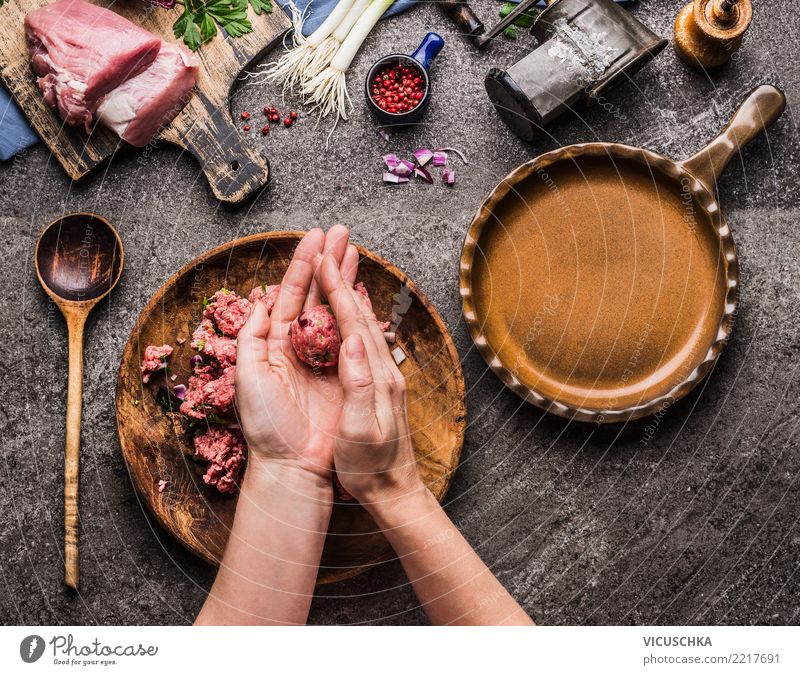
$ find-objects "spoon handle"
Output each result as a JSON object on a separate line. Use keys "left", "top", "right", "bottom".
{"left": 64, "top": 312, "right": 86, "bottom": 589}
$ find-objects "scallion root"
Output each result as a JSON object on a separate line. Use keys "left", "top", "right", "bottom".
{"left": 303, "top": 68, "right": 352, "bottom": 121}
{"left": 242, "top": 1, "right": 314, "bottom": 95}
{"left": 305, "top": 36, "right": 341, "bottom": 80}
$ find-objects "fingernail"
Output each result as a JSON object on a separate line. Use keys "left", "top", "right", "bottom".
{"left": 347, "top": 334, "right": 365, "bottom": 359}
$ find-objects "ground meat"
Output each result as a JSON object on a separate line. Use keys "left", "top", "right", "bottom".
{"left": 248, "top": 283, "right": 280, "bottom": 314}
{"left": 204, "top": 289, "right": 251, "bottom": 338}
{"left": 179, "top": 364, "right": 235, "bottom": 420}
{"left": 141, "top": 344, "right": 173, "bottom": 383}
{"left": 202, "top": 366, "right": 236, "bottom": 411}
{"left": 192, "top": 320, "right": 237, "bottom": 369}
{"left": 193, "top": 427, "right": 247, "bottom": 494}
{"left": 180, "top": 365, "right": 219, "bottom": 419}
{"left": 289, "top": 304, "right": 340, "bottom": 367}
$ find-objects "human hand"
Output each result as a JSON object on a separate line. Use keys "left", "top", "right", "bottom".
{"left": 235, "top": 226, "right": 359, "bottom": 481}
{"left": 315, "top": 253, "right": 423, "bottom": 507}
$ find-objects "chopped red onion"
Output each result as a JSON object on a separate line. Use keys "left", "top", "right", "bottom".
{"left": 174, "top": 384, "right": 187, "bottom": 400}
{"left": 189, "top": 355, "right": 203, "bottom": 369}
{"left": 383, "top": 153, "right": 401, "bottom": 171}
{"left": 432, "top": 150, "right": 448, "bottom": 167}
{"left": 435, "top": 147, "right": 468, "bottom": 164}
{"left": 393, "top": 159, "right": 414, "bottom": 177}
{"left": 383, "top": 171, "right": 409, "bottom": 184}
{"left": 414, "top": 166, "right": 433, "bottom": 183}
{"left": 413, "top": 147, "right": 434, "bottom": 166}
{"left": 442, "top": 167, "right": 455, "bottom": 185}
{"left": 392, "top": 346, "right": 406, "bottom": 365}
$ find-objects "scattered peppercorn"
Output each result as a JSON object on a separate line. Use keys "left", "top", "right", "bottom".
{"left": 289, "top": 111, "right": 298, "bottom": 120}
{"left": 283, "top": 117, "right": 292, "bottom": 127}
{"left": 263, "top": 106, "right": 270, "bottom": 116}
{"left": 241, "top": 111, "right": 251, "bottom": 120}
{"left": 261, "top": 125, "right": 269, "bottom": 135}
{"left": 243, "top": 124, "right": 251, "bottom": 131}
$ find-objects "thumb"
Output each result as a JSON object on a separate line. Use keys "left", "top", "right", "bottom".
{"left": 338, "top": 334, "right": 376, "bottom": 439}
{"left": 236, "top": 299, "right": 271, "bottom": 367}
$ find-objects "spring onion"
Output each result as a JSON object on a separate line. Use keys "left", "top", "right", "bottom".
{"left": 253, "top": 0, "right": 355, "bottom": 94}
{"left": 303, "top": 0, "right": 396, "bottom": 125}
{"left": 305, "top": 0, "right": 372, "bottom": 79}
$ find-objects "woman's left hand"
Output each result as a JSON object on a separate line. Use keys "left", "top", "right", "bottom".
{"left": 234, "top": 226, "right": 359, "bottom": 480}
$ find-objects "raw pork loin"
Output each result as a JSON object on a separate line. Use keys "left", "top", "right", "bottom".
{"left": 25, "top": 0, "right": 161, "bottom": 130}
{"left": 97, "top": 42, "right": 199, "bottom": 147}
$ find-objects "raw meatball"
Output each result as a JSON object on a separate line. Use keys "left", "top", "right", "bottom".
{"left": 289, "top": 304, "right": 340, "bottom": 367}
{"left": 141, "top": 344, "right": 172, "bottom": 383}
{"left": 204, "top": 289, "right": 251, "bottom": 338}
{"left": 248, "top": 283, "right": 280, "bottom": 314}
{"left": 193, "top": 427, "right": 247, "bottom": 494}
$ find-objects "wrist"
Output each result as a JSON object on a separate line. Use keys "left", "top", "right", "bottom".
{"left": 364, "top": 480, "right": 435, "bottom": 529}
{"left": 243, "top": 457, "right": 333, "bottom": 503}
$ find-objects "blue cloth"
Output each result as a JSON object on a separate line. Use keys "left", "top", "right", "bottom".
{"left": 0, "top": 86, "right": 39, "bottom": 161}
{"left": 278, "top": 0, "right": 631, "bottom": 38}
{"left": 277, "top": 0, "right": 417, "bottom": 36}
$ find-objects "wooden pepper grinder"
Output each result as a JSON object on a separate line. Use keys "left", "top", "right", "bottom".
{"left": 674, "top": 0, "right": 752, "bottom": 68}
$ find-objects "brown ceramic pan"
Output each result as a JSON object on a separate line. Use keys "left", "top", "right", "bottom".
{"left": 460, "top": 85, "right": 785, "bottom": 423}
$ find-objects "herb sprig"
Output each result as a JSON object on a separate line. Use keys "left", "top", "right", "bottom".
{"left": 173, "top": 0, "right": 272, "bottom": 52}
{"left": 499, "top": 2, "right": 539, "bottom": 39}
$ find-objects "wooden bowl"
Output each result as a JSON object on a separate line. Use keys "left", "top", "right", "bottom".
{"left": 116, "top": 232, "right": 465, "bottom": 583}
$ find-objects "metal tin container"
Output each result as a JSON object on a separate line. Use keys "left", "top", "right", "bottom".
{"left": 485, "top": 0, "right": 667, "bottom": 141}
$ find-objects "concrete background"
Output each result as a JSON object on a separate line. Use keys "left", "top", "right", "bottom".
{"left": 1, "top": 0, "right": 798, "bottom": 625}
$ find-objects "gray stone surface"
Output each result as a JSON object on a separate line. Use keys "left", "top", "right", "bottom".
{"left": 1, "top": 0, "right": 798, "bottom": 625}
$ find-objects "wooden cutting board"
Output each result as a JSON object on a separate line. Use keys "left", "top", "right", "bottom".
{"left": 0, "top": 0, "right": 289, "bottom": 204}
{"left": 115, "top": 232, "right": 467, "bottom": 584}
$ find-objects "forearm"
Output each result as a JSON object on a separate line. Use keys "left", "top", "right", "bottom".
{"left": 370, "top": 487, "right": 534, "bottom": 626}
{"left": 195, "top": 460, "right": 332, "bottom": 625}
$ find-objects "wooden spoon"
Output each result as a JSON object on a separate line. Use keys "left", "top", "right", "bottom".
{"left": 34, "top": 213, "right": 124, "bottom": 589}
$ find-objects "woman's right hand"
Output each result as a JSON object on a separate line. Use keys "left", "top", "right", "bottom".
{"left": 318, "top": 249, "right": 535, "bottom": 627}
{"left": 316, "top": 253, "right": 423, "bottom": 508}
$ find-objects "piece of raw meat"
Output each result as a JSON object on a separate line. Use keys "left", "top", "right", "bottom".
{"left": 96, "top": 41, "right": 199, "bottom": 147}
{"left": 24, "top": 0, "right": 161, "bottom": 129}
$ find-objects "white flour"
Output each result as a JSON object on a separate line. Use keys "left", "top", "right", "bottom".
{"left": 546, "top": 18, "right": 617, "bottom": 85}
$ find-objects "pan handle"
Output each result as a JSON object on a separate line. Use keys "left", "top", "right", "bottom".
{"left": 680, "top": 84, "right": 786, "bottom": 191}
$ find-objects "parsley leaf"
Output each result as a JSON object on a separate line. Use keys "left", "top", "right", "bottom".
{"left": 172, "top": 0, "right": 253, "bottom": 51}
{"left": 174, "top": 9, "right": 202, "bottom": 51}
{"left": 206, "top": 0, "right": 252, "bottom": 38}
{"left": 199, "top": 12, "right": 218, "bottom": 43}
{"left": 248, "top": 0, "right": 272, "bottom": 15}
